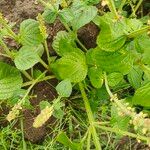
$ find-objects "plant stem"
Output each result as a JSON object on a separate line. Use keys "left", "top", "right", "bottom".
{"left": 0, "top": 37, "right": 13, "bottom": 57}
{"left": 76, "top": 37, "right": 88, "bottom": 52}
{"left": 44, "top": 40, "right": 51, "bottom": 65}
{"left": 20, "top": 119, "right": 27, "bottom": 150}
{"left": 21, "top": 71, "right": 33, "bottom": 81}
{"left": 20, "top": 71, "right": 47, "bottom": 105}
{"left": 127, "top": 26, "right": 150, "bottom": 38}
{"left": 39, "top": 57, "right": 50, "bottom": 71}
{"left": 22, "top": 75, "right": 55, "bottom": 87}
{"left": 79, "top": 82, "right": 101, "bottom": 150}
{"left": 95, "top": 125, "right": 149, "bottom": 143}
{"left": 130, "top": 0, "right": 143, "bottom": 17}
{"left": 87, "top": 128, "right": 91, "bottom": 150}
{"left": 107, "top": 0, "right": 119, "bottom": 19}
{"left": 0, "top": 52, "right": 11, "bottom": 58}
{"left": 59, "top": 17, "right": 88, "bottom": 52}
{"left": 0, "top": 14, "right": 18, "bottom": 41}
{"left": 139, "top": 64, "right": 150, "bottom": 80}
{"left": 118, "top": 0, "right": 126, "bottom": 12}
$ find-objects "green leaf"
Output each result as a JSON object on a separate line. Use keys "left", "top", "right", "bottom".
{"left": 51, "top": 51, "right": 87, "bottom": 83}
{"left": 33, "top": 69, "right": 45, "bottom": 79}
{"left": 14, "top": 45, "right": 44, "bottom": 70}
{"left": 56, "top": 132, "right": 82, "bottom": 150}
{"left": 85, "top": 0, "right": 100, "bottom": 5}
{"left": 107, "top": 72, "right": 123, "bottom": 87}
{"left": 39, "top": 101, "right": 51, "bottom": 110}
{"left": 135, "top": 34, "right": 150, "bottom": 64}
{"left": 132, "top": 82, "right": 150, "bottom": 107}
{"left": 97, "top": 13, "right": 127, "bottom": 51}
{"left": 71, "top": 2, "right": 97, "bottom": 30}
{"left": 19, "top": 19, "right": 44, "bottom": 46}
{"left": 42, "top": 9, "right": 57, "bottom": 24}
{"left": 52, "top": 31, "right": 77, "bottom": 56}
{"left": 53, "top": 108, "right": 64, "bottom": 119}
{"left": 59, "top": 8, "right": 74, "bottom": 23}
{"left": 0, "top": 62, "right": 22, "bottom": 100}
{"left": 88, "top": 67, "right": 103, "bottom": 88}
{"left": 127, "top": 66, "right": 143, "bottom": 89}
{"left": 86, "top": 48, "right": 131, "bottom": 75}
{"left": 56, "top": 79, "right": 72, "bottom": 97}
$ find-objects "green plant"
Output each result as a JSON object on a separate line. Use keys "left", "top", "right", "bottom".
{"left": 0, "top": 0, "right": 150, "bottom": 149}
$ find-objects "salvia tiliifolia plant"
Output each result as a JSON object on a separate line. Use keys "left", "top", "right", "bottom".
{"left": 0, "top": 0, "right": 150, "bottom": 149}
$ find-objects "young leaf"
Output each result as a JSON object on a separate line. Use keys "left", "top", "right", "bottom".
{"left": 88, "top": 67, "right": 103, "bottom": 88}
{"left": 14, "top": 45, "right": 44, "bottom": 70}
{"left": 51, "top": 51, "right": 87, "bottom": 83}
{"left": 56, "top": 132, "right": 82, "bottom": 150}
{"left": 19, "top": 19, "right": 44, "bottom": 46}
{"left": 56, "top": 79, "right": 72, "bottom": 97}
{"left": 132, "top": 82, "right": 150, "bottom": 107}
{"left": 107, "top": 72, "right": 123, "bottom": 87}
{"left": 0, "top": 62, "right": 22, "bottom": 100}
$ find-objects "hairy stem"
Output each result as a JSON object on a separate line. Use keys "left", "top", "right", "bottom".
{"left": 39, "top": 57, "right": 50, "bottom": 71}
{"left": 118, "top": 0, "right": 126, "bottom": 12}
{"left": 79, "top": 82, "right": 101, "bottom": 150}
{"left": 130, "top": 0, "right": 143, "bottom": 17}
{"left": 0, "top": 14, "right": 18, "bottom": 41}
{"left": 95, "top": 125, "right": 149, "bottom": 143}
{"left": 21, "top": 71, "right": 33, "bottom": 81}
{"left": 22, "top": 75, "right": 55, "bottom": 87}
{"left": 0, "top": 37, "right": 13, "bottom": 57}
{"left": 127, "top": 26, "right": 150, "bottom": 38}
{"left": 44, "top": 40, "right": 51, "bottom": 65}
{"left": 107, "top": 0, "right": 119, "bottom": 19}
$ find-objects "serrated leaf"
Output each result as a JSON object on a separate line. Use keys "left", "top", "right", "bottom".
{"left": 97, "top": 13, "right": 143, "bottom": 52}
{"left": 0, "top": 62, "right": 22, "bottom": 100}
{"left": 51, "top": 51, "right": 87, "bottom": 83}
{"left": 107, "top": 72, "right": 123, "bottom": 87}
{"left": 19, "top": 19, "right": 44, "bottom": 46}
{"left": 127, "top": 66, "right": 143, "bottom": 89}
{"left": 135, "top": 34, "right": 150, "bottom": 64}
{"left": 56, "top": 79, "right": 72, "bottom": 97}
{"left": 97, "top": 13, "right": 127, "bottom": 51}
{"left": 59, "top": 8, "right": 74, "bottom": 23}
{"left": 14, "top": 45, "right": 44, "bottom": 70}
{"left": 42, "top": 9, "right": 57, "bottom": 24}
{"left": 86, "top": 48, "right": 131, "bottom": 75}
{"left": 88, "top": 67, "right": 103, "bottom": 88}
{"left": 52, "top": 31, "right": 77, "bottom": 56}
{"left": 71, "top": 2, "right": 97, "bottom": 30}
{"left": 132, "top": 82, "right": 150, "bottom": 107}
